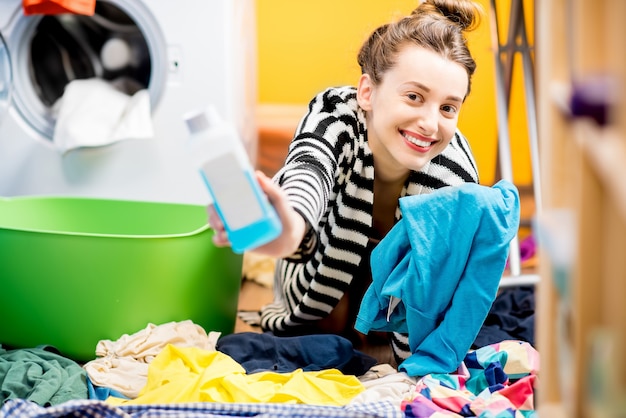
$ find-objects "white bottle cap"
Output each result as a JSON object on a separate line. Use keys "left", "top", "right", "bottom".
{"left": 184, "top": 106, "right": 221, "bottom": 134}
{"left": 184, "top": 110, "right": 209, "bottom": 134}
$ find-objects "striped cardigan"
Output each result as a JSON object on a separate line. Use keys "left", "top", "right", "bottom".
{"left": 260, "top": 86, "right": 479, "bottom": 361}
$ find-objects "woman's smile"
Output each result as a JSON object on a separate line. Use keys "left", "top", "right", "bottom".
{"left": 400, "top": 129, "right": 439, "bottom": 153}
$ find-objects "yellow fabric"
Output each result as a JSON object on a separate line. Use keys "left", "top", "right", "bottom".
{"left": 107, "top": 344, "right": 364, "bottom": 406}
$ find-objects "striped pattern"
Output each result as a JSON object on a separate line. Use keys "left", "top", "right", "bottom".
{"left": 260, "top": 87, "right": 479, "bottom": 361}
{"left": 0, "top": 398, "right": 404, "bottom": 417}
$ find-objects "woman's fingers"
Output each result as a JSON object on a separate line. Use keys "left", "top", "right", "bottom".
{"left": 256, "top": 171, "right": 283, "bottom": 210}
{"left": 207, "top": 204, "right": 230, "bottom": 246}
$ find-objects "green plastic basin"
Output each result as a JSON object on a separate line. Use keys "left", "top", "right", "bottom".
{"left": 0, "top": 196, "right": 242, "bottom": 362}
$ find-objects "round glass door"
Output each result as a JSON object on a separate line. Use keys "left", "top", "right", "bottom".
{"left": 0, "top": 31, "right": 11, "bottom": 127}
{"left": 10, "top": 0, "right": 166, "bottom": 140}
{"left": 29, "top": 2, "right": 152, "bottom": 108}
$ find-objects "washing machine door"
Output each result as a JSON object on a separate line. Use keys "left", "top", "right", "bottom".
{"left": 0, "top": 31, "right": 11, "bottom": 126}
{"left": 0, "top": 1, "right": 207, "bottom": 203}
{"left": 10, "top": 0, "right": 167, "bottom": 140}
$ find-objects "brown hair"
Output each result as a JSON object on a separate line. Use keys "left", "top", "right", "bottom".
{"left": 357, "top": 0, "right": 483, "bottom": 97}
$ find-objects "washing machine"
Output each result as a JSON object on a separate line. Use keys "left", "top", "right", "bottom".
{"left": 0, "top": 0, "right": 257, "bottom": 204}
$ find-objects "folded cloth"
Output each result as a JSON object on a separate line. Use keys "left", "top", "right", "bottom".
{"left": 53, "top": 78, "right": 153, "bottom": 153}
{"left": 355, "top": 180, "right": 520, "bottom": 377}
{"left": 216, "top": 332, "right": 377, "bottom": 376}
{"left": 23, "top": 0, "right": 96, "bottom": 15}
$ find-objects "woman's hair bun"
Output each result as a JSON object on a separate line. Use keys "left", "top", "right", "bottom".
{"left": 413, "top": 0, "right": 483, "bottom": 32}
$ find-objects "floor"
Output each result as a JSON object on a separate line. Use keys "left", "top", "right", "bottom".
{"left": 235, "top": 280, "right": 273, "bottom": 333}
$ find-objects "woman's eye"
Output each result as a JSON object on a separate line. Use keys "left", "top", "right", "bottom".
{"left": 407, "top": 93, "right": 421, "bottom": 102}
{"left": 441, "top": 105, "right": 457, "bottom": 114}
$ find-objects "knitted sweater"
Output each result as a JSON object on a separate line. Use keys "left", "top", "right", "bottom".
{"left": 259, "top": 86, "right": 479, "bottom": 359}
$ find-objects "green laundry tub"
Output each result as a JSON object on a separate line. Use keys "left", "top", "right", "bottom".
{"left": 0, "top": 196, "right": 243, "bottom": 362}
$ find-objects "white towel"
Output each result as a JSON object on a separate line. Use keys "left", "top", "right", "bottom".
{"left": 53, "top": 78, "right": 153, "bottom": 153}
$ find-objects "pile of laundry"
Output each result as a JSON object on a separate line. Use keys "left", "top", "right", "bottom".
{"left": 0, "top": 320, "right": 538, "bottom": 418}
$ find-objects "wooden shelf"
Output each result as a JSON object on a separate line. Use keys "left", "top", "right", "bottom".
{"left": 537, "top": 403, "right": 570, "bottom": 418}
{"left": 536, "top": 0, "right": 626, "bottom": 416}
{"left": 573, "top": 121, "right": 626, "bottom": 222}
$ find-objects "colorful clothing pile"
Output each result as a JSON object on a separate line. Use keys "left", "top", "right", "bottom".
{"left": 402, "top": 340, "right": 538, "bottom": 417}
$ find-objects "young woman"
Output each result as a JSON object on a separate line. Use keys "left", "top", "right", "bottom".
{"left": 210, "top": 0, "right": 484, "bottom": 364}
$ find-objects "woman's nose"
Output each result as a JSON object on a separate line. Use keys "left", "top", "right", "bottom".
{"left": 416, "top": 106, "right": 438, "bottom": 136}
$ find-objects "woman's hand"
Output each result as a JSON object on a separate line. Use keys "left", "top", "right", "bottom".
{"left": 207, "top": 171, "right": 307, "bottom": 259}
{"left": 207, "top": 204, "right": 230, "bottom": 247}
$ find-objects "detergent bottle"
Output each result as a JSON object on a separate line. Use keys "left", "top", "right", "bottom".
{"left": 184, "top": 106, "right": 282, "bottom": 253}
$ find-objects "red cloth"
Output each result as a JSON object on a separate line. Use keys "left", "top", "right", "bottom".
{"left": 22, "top": 0, "right": 95, "bottom": 16}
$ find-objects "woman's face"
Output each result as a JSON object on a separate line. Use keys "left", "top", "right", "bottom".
{"left": 357, "top": 44, "right": 469, "bottom": 179}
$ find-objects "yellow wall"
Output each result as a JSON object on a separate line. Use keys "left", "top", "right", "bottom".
{"left": 256, "top": 0, "right": 534, "bottom": 186}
